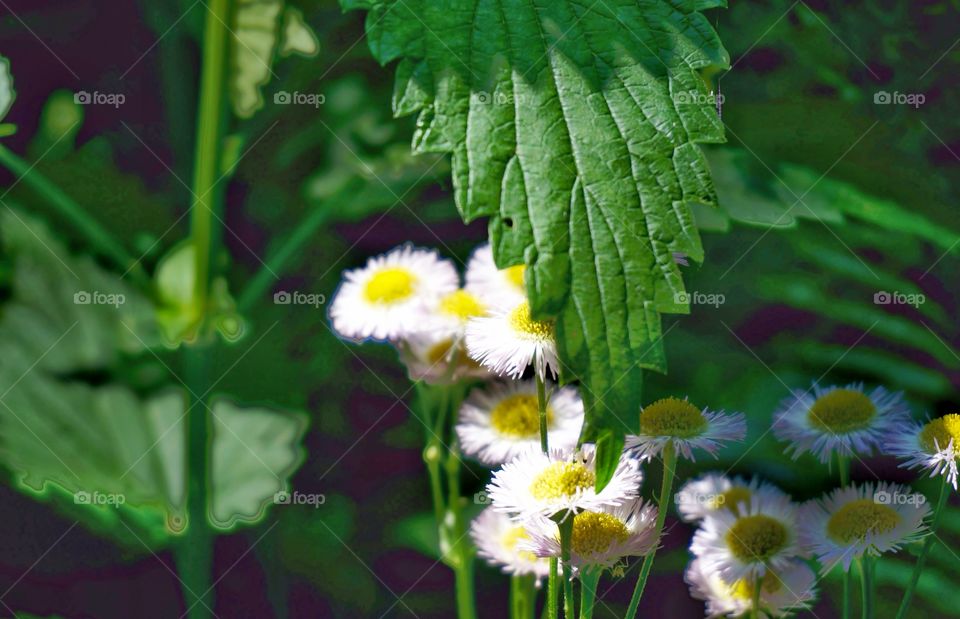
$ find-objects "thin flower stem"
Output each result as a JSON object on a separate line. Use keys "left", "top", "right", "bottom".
{"left": 838, "top": 454, "right": 851, "bottom": 619}
{"left": 555, "top": 514, "right": 575, "bottom": 619}
{"left": 625, "top": 443, "right": 677, "bottom": 618}
{"left": 548, "top": 557, "right": 560, "bottom": 619}
{"left": 859, "top": 557, "right": 874, "bottom": 619}
{"left": 510, "top": 574, "right": 536, "bottom": 619}
{"left": 537, "top": 372, "right": 548, "bottom": 453}
{"left": 895, "top": 476, "right": 950, "bottom": 619}
{"left": 0, "top": 144, "right": 148, "bottom": 286}
{"left": 751, "top": 573, "right": 762, "bottom": 619}
{"left": 443, "top": 386, "right": 477, "bottom": 619}
{"left": 578, "top": 569, "right": 600, "bottom": 619}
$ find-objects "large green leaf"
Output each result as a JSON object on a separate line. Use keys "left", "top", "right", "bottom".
{"left": 343, "top": 0, "right": 729, "bottom": 482}
{"left": 0, "top": 210, "right": 307, "bottom": 546}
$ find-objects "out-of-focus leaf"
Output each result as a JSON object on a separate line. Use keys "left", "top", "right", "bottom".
{"left": 0, "top": 209, "right": 306, "bottom": 545}
{"left": 231, "top": 0, "right": 319, "bottom": 118}
{"left": 0, "top": 54, "right": 14, "bottom": 122}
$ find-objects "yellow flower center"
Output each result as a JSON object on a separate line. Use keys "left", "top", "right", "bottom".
{"left": 725, "top": 515, "right": 789, "bottom": 563}
{"left": 639, "top": 397, "right": 707, "bottom": 438}
{"left": 503, "top": 264, "right": 526, "bottom": 290}
{"left": 363, "top": 267, "right": 417, "bottom": 304}
{"left": 713, "top": 486, "right": 752, "bottom": 513}
{"left": 570, "top": 511, "right": 629, "bottom": 556}
{"left": 807, "top": 389, "right": 877, "bottom": 433}
{"left": 730, "top": 570, "right": 784, "bottom": 600}
{"left": 490, "top": 394, "right": 552, "bottom": 438}
{"left": 919, "top": 414, "right": 960, "bottom": 455}
{"left": 826, "top": 498, "right": 901, "bottom": 544}
{"left": 508, "top": 302, "right": 553, "bottom": 340}
{"left": 501, "top": 526, "right": 538, "bottom": 563}
{"left": 440, "top": 289, "right": 485, "bottom": 321}
{"left": 529, "top": 462, "right": 595, "bottom": 500}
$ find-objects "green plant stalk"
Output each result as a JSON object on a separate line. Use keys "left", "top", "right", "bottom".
{"left": 0, "top": 144, "right": 147, "bottom": 285}
{"left": 548, "top": 557, "right": 559, "bottom": 619}
{"left": 445, "top": 440, "right": 477, "bottom": 619}
{"left": 189, "top": 0, "right": 231, "bottom": 314}
{"left": 750, "top": 573, "right": 762, "bottom": 619}
{"left": 578, "top": 569, "right": 599, "bottom": 619}
{"left": 859, "top": 557, "right": 874, "bottom": 619}
{"left": 555, "top": 514, "right": 575, "bottom": 619}
{"left": 895, "top": 476, "right": 950, "bottom": 619}
{"left": 511, "top": 574, "right": 536, "bottom": 619}
{"left": 175, "top": 1, "right": 232, "bottom": 617}
{"left": 537, "top": 373, "right": 548, "bottom": 453}
{"left": 176, "top": 345, "right": 214, "bottom": 619}
{"left": 626, "top": 443, "right": 677, "bottom": 618}
{"left": 838, "top": 455, "right": 851, "bottom": 619}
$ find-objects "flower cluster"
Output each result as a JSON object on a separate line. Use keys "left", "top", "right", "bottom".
{"left": 329, "top": 244, "right": 955, "bottom": 619}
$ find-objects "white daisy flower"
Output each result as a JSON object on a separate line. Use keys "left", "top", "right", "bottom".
{"left": 889, "top": 414, "right": 960, "bottom": 491}
{"left": 397, "top": 331, "right": 491, "bottom": 384}
{"left": 470, "top": 506, "right": 550, "bottom": 582}
{"left": 675, "top": 473, "right": 791, "bottom": 523}
{"left": 329, "top": 245, "right": 458, "bottom": 341}
{"left": 521, "top": 498, "right": 659, "bottom": 569}
{"left": 686, "top": 557, "right": 817, "bottom": 618}
{"left": 465, "top": 243, "right": 527, "bottom": 305}
{"left": 798, "top": 482, "right": 931, "bottom": 572}
{"left": 772, "top": 383, "right": 910, "bottom": 464}
{"left": 626, "top": 397, "right": 746, "bottom": 462}
{"left": 465, "top": 299, "right": 558, "bottom": 381}
{"left": 691, "top": 493, "right": 801, "bottom": 583}
{"left": 487, "top": 446, "right": 643, "bottom": 521}
{"left": 456, "top": 380, "right": 584, "bottom": 466}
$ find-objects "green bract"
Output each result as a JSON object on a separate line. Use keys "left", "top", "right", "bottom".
{"left": 342, "top": 0, "right": 729, "bottom": 485}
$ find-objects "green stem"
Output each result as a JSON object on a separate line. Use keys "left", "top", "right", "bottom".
{"left": 859, "top": 557, "right": 874, "bottom": 619}
{"left": 537, "top": 373, "right": 548, "bottom": 453}
{"left": 175, "top": 345, "right": 214, "bottom": 619}
{"left": 548, "top": 557, "right": 559, "bottom": 619}
{"left": 189, "top": 0, "right": 231, "bottom": 315}
{"left": 895, "top": 477, "right": 950, "bottom": 619}
{"left": 751, "top": 573, "right": 762, "bottom": 619}
{"left": 555, "top": 514, "right": 575, "bottom": 619}
{"left": 838, "top": 454, "right": 851, "bottom": 619}
{"left": 511, "top": 574, "right": 536, "bottom": 619}
{"left": 176, "top": 1, "right": 232, "bottom": 617}
{"left": 446, "top": 443, "right": 477, "bottom": 619}
{"left": 625, "top": 443, "right": 677, "bottom": 618}
{"left": 0, "top": 144, "right": 147, "bottom": 285}
{"left": 578, "top": 569, "right": 599, "bottom": 619}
